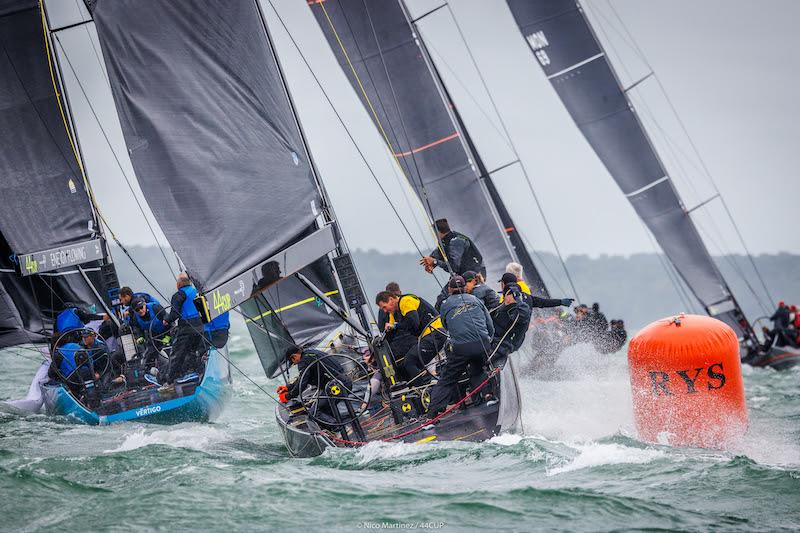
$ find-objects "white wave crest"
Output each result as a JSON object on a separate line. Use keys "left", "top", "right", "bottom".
{"left": 548, "top": 442, "right": 665, "bottom": 475}
{"left": 106, "top": 425, "right": 230, "bottom": 454}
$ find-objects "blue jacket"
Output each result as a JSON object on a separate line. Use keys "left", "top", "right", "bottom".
{"left": 439, "top": 292, "right": 494, "bottom": 346}
{"left": 56, "top": 309, "right": 83, "bottom": 333}
{"left": 204, "top": 311, "right": 230, "bottom": 333}
{"left": 133, "top": 302, "right": 168, "bottom": 336}
{"left": 58, "top": 342, "right": 88, "bottom": 377}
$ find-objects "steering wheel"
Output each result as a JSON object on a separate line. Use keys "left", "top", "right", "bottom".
{"left": 297, "top": 352, "right": 370, "bottom": 428}
{"left": 53, "top": 327, "right": 111, "bottom": 387}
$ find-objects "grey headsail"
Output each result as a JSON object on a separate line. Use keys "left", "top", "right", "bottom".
{"left": 0, "top": 3, "right": 109, "bottom": 348}
{"left": 506, "top": 0, "right": 753, "bottom": 339}
{"left": 90, "top": 0, "right": 328, "bottom": 295}
{"left": 309, "top": 0, "right": 546, "bottom": 290}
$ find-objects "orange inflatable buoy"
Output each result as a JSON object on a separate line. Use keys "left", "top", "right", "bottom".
{"left": 627, "top": 314, "right": 748, "bottom": 449}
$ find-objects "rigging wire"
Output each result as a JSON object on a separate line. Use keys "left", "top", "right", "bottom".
{"left": 426, "top": 3, "right": 582, "bottom": 299}
{"left": 314, "top": 0, "right": 452, "bottom": 281}
{"left": 262, "top": 0, "right": 449, "bottom": 290}
{"left": 593, "top": 0, "right": 774, "bottom": 308}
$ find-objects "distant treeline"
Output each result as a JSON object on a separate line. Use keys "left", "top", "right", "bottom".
{"left": 110, "top": 245, "right": 799, "bottom": 332}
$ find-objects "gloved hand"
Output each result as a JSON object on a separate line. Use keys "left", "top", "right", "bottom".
{"left": 561, "top": 298, "right": 575, "bottom": 307}
{"left": 162, "top": 335, "right": 171, "bottom": 344}
{"left": 136, "top": 337, "right": 145, "bottom": 345}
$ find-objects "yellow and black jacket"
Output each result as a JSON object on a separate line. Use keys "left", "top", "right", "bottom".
{"left": 388, "top": 294, "right": 443, "bottom": 339}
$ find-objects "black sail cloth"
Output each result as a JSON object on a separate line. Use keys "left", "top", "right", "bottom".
{"left": 0, "top": 4, "right": 106, "bottom": 348}
{"left": 309, "top": 0, "right": 522, "bottom": 284}
{"left": 506, "top": 0, "right": 750, "bottom": 338}
{"left": 90, "top": 0, "right": 323, "bottom": 292}
{"left": 0, "top": 5, "right": 97, "bottom": 256}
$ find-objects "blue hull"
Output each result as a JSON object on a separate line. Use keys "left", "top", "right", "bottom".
{"left": 41, "top": 349, "right": 231, "bottom": 425}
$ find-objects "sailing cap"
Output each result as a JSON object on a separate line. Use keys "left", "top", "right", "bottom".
{"left": 462, "top": 270, "right": 478, "bottom": 282}
{"left": 499, "top": 272, "right": 517, "bottom": 285}
{"left": 132, "top": 298, "right": 147, "bottom": 311}
{"left": 449, "top": 275, "right": 466, "bottom": 289}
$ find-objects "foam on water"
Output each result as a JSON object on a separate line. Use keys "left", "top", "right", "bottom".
{"left": 107, "top": 425, "right": 231, "bottom": 454}
{"left": 547, "top": 442, "right": 666, "bottom": 475}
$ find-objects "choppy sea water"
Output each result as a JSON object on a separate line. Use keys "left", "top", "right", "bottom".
{"left": 1, "top": 324, "right": 798, "bottom": 532}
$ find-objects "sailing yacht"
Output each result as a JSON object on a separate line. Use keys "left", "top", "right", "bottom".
{"left": 504, "top": 0, "right": 798, "bottom": 369}
{"left": 0, "top": 1, "right": 230, "bottom": 424}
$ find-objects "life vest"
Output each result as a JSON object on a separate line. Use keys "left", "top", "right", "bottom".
{"left": 392, "top": 294, "right": 443, "bottom": 338}
{"left": 134, "top": 302, "right": 168, "bottom": 335}
{"left": 179, "top": 286, "right": 200, "bottom": 320}
{"left": 56, "top": 308, "right": 82, "bottom": 333}
{"left": 58, "top": 342, "right": 88, "bottom": 376}
{"left": 204, "top": 311, "right": 230, "bottom": 333}
{"left": 441, "top": 231, "right": 483, "bottom": 274}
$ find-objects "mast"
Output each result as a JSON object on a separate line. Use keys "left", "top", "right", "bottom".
{"left": 505, "top": 0, "right": 757, "bottom": 344}
{"left": 253, "top": 0, "right": 371, "bottom": 332}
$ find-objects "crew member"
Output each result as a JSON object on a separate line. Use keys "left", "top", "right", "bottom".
{"left": 280, "top": 345, "right": 353, "bottom": 425}
{"left": 420, "top": 218, "right": 484, "bottom": 277}
{"left": 130, "top": 297, "right": 170, "bottom": 373}
{"left": 54, "top": 304, "right": 108, "bottom": 340}
{"left": 464, "top": 270, "right": 500, "bottom": 310}
{"left": 375, "top": 290, "right": 446, "bottom": 385}
{"left": 119, "top": 286, "right": 160, "bottom": 320}
{"left": 377, "top": 282, "right": 402, "bottom": 332}
{"left": 163, "top": 272, "right": 204, "bottom": 384}
{"left": 79, "top": 329, "right": 125, "bottom": 389}
{"left": 204, "top": 311, "right": 230, "bottom": 349}
{"left": 490, "top": 283, "right": 532, "bottom": 366}
{"left": 48, "top": 342, "right": 99, "bottom": 404}
{"left": 427, "top": 275, "right": 494, "bottom": 416}
{"left": 499, "top": 272, "right": 573, "bottom": 314}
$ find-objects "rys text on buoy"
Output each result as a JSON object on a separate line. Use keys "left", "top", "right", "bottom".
{"left": 648, "top": 363, "right": 726, "bottom": 396}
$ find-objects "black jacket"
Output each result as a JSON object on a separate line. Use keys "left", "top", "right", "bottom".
{"left": 430, "top": 231, "right": 484, "bottom": 275}
{"left": 492, "top": 299, "right": 532, "bottom": 351}
{"left": 770, "top": 307, "right": 791, "bottom": 329}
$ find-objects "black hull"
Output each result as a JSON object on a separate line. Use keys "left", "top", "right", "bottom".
{"left": 276, "top": 361, "right": 522, "bottom": 458}
{"left": 744, "top": 345, "right": 800, "bottom": 371}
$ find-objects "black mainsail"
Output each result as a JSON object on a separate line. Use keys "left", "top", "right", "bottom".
{"left": 309, "top": 0, "right": 547, "bottom": 293}
{"left": 0, "top": 2, "right": 113, "bottom": 348}
{"left": 506, "top": 0, "right": 753, "bottom": 340}
{"left": 89, "top": 0, "right": 362, "bottom": 375}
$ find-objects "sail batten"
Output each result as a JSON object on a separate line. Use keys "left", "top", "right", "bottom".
{"left": 506, "top": 0, "right": 752, "bottom": 338}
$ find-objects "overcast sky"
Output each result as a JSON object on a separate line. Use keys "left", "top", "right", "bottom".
{"left": 52, "top": 0, "right": 799, "bottom": 261}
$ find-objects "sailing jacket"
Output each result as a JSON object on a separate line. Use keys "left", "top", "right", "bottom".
{"left": 430, "top": 231, "right": 484, "bottom": 276}
{"left": 55, "top": 307, "right": 105, "bottom": 334}
{"left": 471, "top": 283, "right": 501, "bottom": 311}
{"left": 166, "top": 286, "right": 202, "bottom": 327}
{"left": 387, "top": 294, "right": 443, "bottom": 339}
{"left": 492, "top": 298, "right": 532, "bottom": 352}
{"left": 131, "top": 302, "right": 169, "bottom": 338}
{"left": 440, "top": 292, "right": 494, "bottom": 346}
